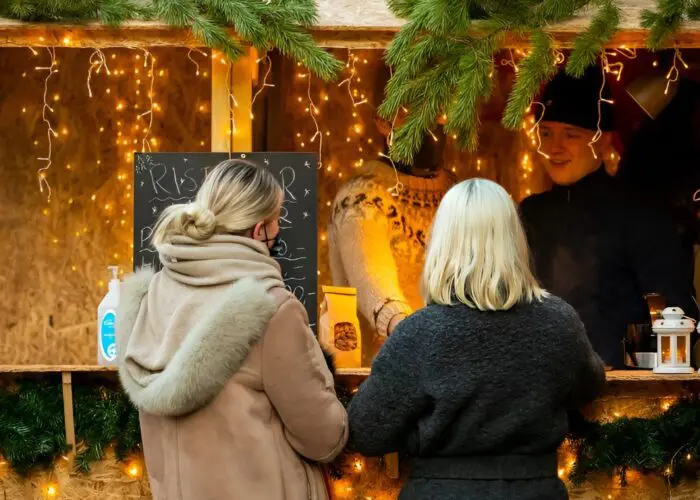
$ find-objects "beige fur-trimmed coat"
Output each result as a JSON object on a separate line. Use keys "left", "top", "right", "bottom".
{"left": 116, "top": 236, "right": 348, "bottom": 500}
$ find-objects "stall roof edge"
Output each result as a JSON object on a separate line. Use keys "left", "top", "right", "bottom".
{"left": 3, "top": 0, "right": 700, "bottom": 49}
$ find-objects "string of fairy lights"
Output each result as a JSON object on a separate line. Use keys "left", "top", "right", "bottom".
{"left": 36, "top": 46, "right": 58, "bottom": 200}
{"left": 23, "top": 46, "right": 230, "bottom": 290}
{"left": 39, "top": 456, "right": 144, "bottom": 499}
{"left": 328, "top": 396, "right": 691, "bottom": 500}
{"left": 555, "top": 396, "right": 688, "bottom": 500}
{"left": 9, "top": 41, "right": 697, "bottom": 499}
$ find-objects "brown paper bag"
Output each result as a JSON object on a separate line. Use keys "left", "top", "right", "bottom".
{"left": 320, "top": 286, "right": 362, "bottom": 369}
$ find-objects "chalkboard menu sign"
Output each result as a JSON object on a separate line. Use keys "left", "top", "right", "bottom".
{"left": 133, "top": 152, "right": 318, "bottom": 330}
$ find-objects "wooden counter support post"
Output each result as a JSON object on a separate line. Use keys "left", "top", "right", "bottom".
{"left": 61, "top": 372, "right": 76, "bottom": 469}
{"left": 211, "top": 48, "right": 254, "bottom": 153}
{"left": 385, "top": 452, "right": 399, "bottom": 479}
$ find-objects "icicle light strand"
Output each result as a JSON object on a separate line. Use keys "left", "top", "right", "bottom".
{"left": 305, "top": 73, "right": 323, "bottom": 168}
{"left": 36, "top": 46, "right": 58, "bottom": 200}
{"left": 250, "top": 55, "right": 275, "bottom": 119}
{"left": 139, "top": 49, "right": 155, "bottom": 152}
{"left": 338, "top": 50, "right": 368, "bottom": 107}
{"left": 87, "top": 48, "right": 110, "bottom": 98}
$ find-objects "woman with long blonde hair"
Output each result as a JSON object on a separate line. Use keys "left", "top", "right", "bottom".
{"left": 347, "top": 178, "right": 604, "bottom": 499}
{"left": 117, "top": 159, "right": 347, "bottom": 500}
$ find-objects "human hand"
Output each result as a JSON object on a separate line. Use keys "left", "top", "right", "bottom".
{"left": 387, "top": 314, "right": 406, "bottom": 336}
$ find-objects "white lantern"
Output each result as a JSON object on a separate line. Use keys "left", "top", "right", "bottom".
{"left": 652, "top": 307, "right": 695, "bottom": 374}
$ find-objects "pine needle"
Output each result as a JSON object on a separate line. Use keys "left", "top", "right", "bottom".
{"left": 566, "top": 0, "right": 620, "bottom": 77}
{"left": 503, "top": 31, "right": 556, "bottom": 130}
{"left": 642, "top": 0, "right": 689, "bottom": 49}
{"left": 2, "top": 0, "right": 339, "bottom": 80}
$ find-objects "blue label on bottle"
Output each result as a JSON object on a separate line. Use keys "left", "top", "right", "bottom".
{"left": 100, "top": 310, "right": 117, "bottom": 362}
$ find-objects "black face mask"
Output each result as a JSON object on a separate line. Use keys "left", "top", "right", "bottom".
{"left": 263, "top": 226, "right": 284, "bottom": 257}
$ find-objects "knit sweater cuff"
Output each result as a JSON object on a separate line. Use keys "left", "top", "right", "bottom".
{"left": 374, "top": 299, "right": 413, "bottom": 337}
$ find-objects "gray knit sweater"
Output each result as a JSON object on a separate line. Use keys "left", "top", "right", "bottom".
{"left": 347, "top": 295, "right": 605, "bottom": 499}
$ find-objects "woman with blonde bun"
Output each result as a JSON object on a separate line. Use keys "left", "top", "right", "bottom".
{"left": 117, "top": 159, "right": 347, "bottom": 500}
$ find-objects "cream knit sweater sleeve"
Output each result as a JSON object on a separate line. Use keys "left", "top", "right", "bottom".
{"left": 329, "top": 177, "right": 413, "bottom": 337}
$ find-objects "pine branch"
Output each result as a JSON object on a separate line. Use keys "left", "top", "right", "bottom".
{"left": 153, "top": 0, "right": 198, "bottom": 26}
{"left": 6, "top": 0, "right": 38, "bottom": 20}
{"left": 480, "top": 0, "right": 533, "bottom": 30}
{"left": 503, "top": 30, "right": 556, "bottom": 130}
{"left": 446, "top": 39, "right": 497, "bottom": 150}
{"left": 566, "top": 0, "right": 620, "bottom": 77}
{"left": 688, "top": 0, "right": 700, "bottom": 18}
{"left": 261, "top": 15, "right": 341, "bottom": 80}
{"left": 385, "top": 20, "right": 423, "bottom": 68}
{"left": 642, "top": 0, "right": 689, "bottom": 49}
{"left": 192, "top": 15, "right": 245, "bottom": 60}
{"left": 387, "top": 0, "right": 421, "bottom": 18}
{"left": 412, "top": 0, "right": 472, "bottom": 35}
{"left": 381, "top": 0, "right": 626, "bottom": 162}
{"left": 389, "top": 59, "right": 462, "bottom": 162}
{"left": 98, "top": 0, "right": 143, "bottom": 26}
{"left": 382, "top": 30, "right": 460, "bottom": 121}
{"left": 204, "top": 0, "right": 267, "bottom": 47}
{"left": 273, "top": 0, "right": 318, "bottom": 27}
{"left": 531, "top": 0, "right": 589, "bottom": 25}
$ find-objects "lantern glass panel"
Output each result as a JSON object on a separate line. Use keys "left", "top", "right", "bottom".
{"left": 661, "top": 336, "right": 671, "bottom": 364}
{"left": 677, "top": 336, "right": 688, "bottom": 364}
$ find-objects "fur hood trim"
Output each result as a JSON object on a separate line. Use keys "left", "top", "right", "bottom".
{"left": 117, "top": 270, "right": 277, "bottom": 417}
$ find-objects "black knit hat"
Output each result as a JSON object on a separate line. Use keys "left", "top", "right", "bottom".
{"left": 536, "top": 65, "right": 614, "bottom": 131}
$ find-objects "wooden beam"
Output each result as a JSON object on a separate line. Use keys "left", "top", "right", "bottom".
{"left": 211, "top": 52, "right": 232, "bottom": 154}
{"left": 0, "top": 364, "right": 117, "bottom": 373}
{"left": 211, "top": 49, "right": 253, "bottom": 153}
{"left": 335, "top": 367, "right": 700, "bottom": 382}
{"left": 385, "top": 452, "right": 400, "bottom": 479}
{"left": 62, "top": 372, "right": 76, "bottom": 469}
{"left": 3, "top": 13, "right": 700, "bottom": 49}
{"left": 232, "top": 50, "right": 253, "bottom": 151}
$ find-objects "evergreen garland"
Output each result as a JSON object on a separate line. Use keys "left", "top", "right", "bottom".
{"left": 642, "top": 0, "right": 690, "bottom": 50}
{"left": 0, "top": 0, "right": 340, "bottom": 80}
{"left": 3, "top": 380, "right": 700, "bottom": 490}
{"left": 0, "top": 381, "right": 67, "bottom": 476}
{"left": 332, "top": 386, "right": 700, "bottom": 488}
{"left": 0, "top": 381, "right": 140, "bottom": 476}
{"left": 382, "top": 0, "right": 686, "bottom": 163}
{"left": 569, "top": 398, "right": 700, "bottom": 486}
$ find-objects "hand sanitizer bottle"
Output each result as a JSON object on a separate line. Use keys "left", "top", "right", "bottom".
{"left": 98, "top": 266, "right": 120, "bottom": 366}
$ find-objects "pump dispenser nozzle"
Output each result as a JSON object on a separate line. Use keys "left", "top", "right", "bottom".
{"left": 107, "top": 266, "right": 120, "bottom": 294}
{"left": 108, "top": 266, "right": 119, "bottom": 280}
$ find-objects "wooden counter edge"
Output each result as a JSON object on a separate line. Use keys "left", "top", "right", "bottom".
{"left": 0, "top": 365, "right": 695, "bottom": 381}
{"left": 336, "top": 367, "right": 700, "bottom": 382}
{"left": 0, "top": 364, "right": 118, "bottom": 373}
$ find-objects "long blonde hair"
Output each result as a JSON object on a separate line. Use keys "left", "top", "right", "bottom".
{"left": 151, "top": 159, "right": 282, "bottom": 246}
{"left": 421, "top": 178, "right": 546, "bottom": 310}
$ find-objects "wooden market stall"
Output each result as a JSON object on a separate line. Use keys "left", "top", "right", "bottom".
{"left": 1, "top": 0, "right": 700, "bottom": 499}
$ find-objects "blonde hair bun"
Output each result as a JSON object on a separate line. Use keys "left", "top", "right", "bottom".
{"left": 151, "top": 159, "right": 282, "bottom": 246}
{"left": 180, "top": 204, "right": 216, "bottom": 240}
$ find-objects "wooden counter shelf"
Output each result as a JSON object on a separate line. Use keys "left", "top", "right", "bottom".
{"left": 0, "top": 364, "right": 117, "bottom": 373}
{"left": 5, "top": 367, "right": 693, "bottom": 381}
{"left": 336, "top": 368, "right": 700, "bottom": 382}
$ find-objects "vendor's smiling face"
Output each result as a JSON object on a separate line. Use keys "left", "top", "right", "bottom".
{"left": 539, "top": 121, "right": 609, "bottom": 186}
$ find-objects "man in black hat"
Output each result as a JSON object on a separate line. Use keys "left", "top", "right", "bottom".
{"left": 520, "top": 66, "right": 695, "bottom": 369}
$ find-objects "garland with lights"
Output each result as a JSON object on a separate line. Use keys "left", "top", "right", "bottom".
{"left": 381, "top": 0, "right": 700, "bottom": 163}
{"left": 3, "top": 380, "right": 700, "bottom": 493}
{"left": 330, "top": 388, "right": 700, "bottom": 490}
{"left": 568, "top": 398, "right": 700, "bottom": 486}
{"left": 0, "top": 0, "right": 340, "bottom": 80}
{"left": 0, "top": 380, "right": 140, "bottom": 476}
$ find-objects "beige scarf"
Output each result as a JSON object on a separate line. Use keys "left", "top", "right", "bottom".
{"left": 157, "top": 234, "right": 285, "bottom": 290}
